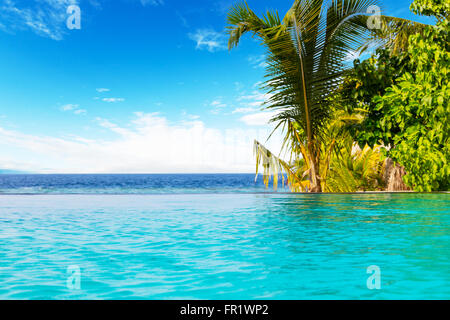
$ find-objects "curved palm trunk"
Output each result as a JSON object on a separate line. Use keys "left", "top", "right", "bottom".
{"left": 293, "top": 17, "right": 322, "bottom": 193}
{"left": 308, "top": 144, "right": 321, "bottom": 192}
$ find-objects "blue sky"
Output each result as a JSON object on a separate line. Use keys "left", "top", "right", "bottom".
{"left": 0, "top": 0, "right": 434, "bottom": 173}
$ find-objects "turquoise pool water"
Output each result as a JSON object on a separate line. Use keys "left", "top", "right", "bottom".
{"left": 0, "top": 193, "right": 449, "bottom": 299}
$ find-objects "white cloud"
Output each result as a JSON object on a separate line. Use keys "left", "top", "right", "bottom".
{"left": 237, "top": 90, "right": 273, "bottom": 110}
{"left": 181, "top": 111, "right": 200, "bottom": 120}
{"left": 0, "top": 0, "right": 80, "bottom": 40}
{"left": 96, "top": 88, "right": 110, "bottom": 93}
{"left": 102, "top": 98, "right": 125, "bottom": 103}
{"left": 73, "top": 109, "right": 87, "bottom": 115}
{"left": 61, "top": 103, "right": 78, "bottom": 111}
{"left": 209, "top": 99, "right": 227, "bottom": 114}
{"left": 140, "top": 0, "right": 164, "bottom": 6}
{"left": 225, "top": 83, "right": 278, "bottom": 123}
{"left": 0, "top": 21, "right": 7, "bottom": 32}
{"left": 238, "top": 91, "right": 270, "bottom": 103}
{"left": 232, "top": 107, "right": 257, "bottom": 114}
{"left": 211, "top": 100, "right": 226, "bottom": 108}
{"left": 0, "top": 112, "right": 283, "bottom": 173}
{"left": 0, "top": 0, "right": 165, "bottom": 40}
{"left": 188, "top": 29, "right": 227, "bottom": 52}
{"left": 61, "top": 103, "right": 86, "bottom": 115}
{"left": 239, "top": 111, "right": 277, "bottom": 126}
{"left": 248, "top": 54, "right": 268, "bottom": 69}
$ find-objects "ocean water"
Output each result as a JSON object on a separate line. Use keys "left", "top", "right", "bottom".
{"left": 0, "top": 174, "right": 277, "bottom": 194}
{"left": 0, "top": 175, "right": 449, "bottom": 300}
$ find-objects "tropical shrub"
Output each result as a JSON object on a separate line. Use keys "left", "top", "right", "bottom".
{"left": 336, "top": 48, "right": 410, "bottom": 148}
{"left": 340, "top": 0, "right": 449, "bottom": 191}
{"left": 373, "top": 25, "right": 449, "bottom": 190}
{"left": 325, "top": 142, "right": 386, "bottom": 193}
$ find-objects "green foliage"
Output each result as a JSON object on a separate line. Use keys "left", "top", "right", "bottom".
{"left": 373, "top": 16, "right": 449, "bottom": 191}
{"left": 410, "top": 0, "right": 449, "bottom": 20}
{"left": 336, "top": 48, "right": 411, "bottom": 148}
{"left": 325, "top": 142, "right": 386, "bottom": 193}
{"left": 339, "top": 0, "right": 450, "bottom": 191}
{"left": 321, "top": 109, "right": 386, "bottom": 192}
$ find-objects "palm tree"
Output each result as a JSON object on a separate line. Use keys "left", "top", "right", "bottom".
{"left": 254, "top": 108, "right": 387, "bottom": 193}
{"left": 227, "top": 0, "right": 384, "bottom": 192}
{"left": 361, "top": 16, "right": 428, "bottom": 54}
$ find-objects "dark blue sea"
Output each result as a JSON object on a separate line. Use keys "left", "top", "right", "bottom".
{"left": 0, "top": 174, "right": 283, "bottom": 194}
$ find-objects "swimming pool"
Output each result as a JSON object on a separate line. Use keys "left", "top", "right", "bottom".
{"left": 0, "top": 193, "right": 449, "bottom": 299}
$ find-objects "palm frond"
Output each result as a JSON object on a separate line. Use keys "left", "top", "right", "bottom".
{"left": 360, "top": 16, "right": 428, "bottom": 54}
{"left": 254, "top": 140, "right": 310, "bottom": 192}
